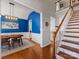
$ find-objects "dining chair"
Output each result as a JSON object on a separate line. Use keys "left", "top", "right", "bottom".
{"left": 1, "top": 38, "right": 11, "bottom": 50}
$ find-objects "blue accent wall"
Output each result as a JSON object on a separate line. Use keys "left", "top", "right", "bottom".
{"left": 1, "top": 11, "right": 40, "bottom": 33}
{"left": 1, "top": 16, "right": 28, "bottom": 33}
{"left": 28, "top": 11, "right": 40, "bottom": 33}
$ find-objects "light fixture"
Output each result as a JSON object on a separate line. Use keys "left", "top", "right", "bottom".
{"left": 5, "top": 2, "right": 18, "bottom": 20}
{"left": 5, "top": 15, "right": 18, "bottom": 20}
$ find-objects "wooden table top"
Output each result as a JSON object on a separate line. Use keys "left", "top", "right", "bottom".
{"left": 10, "top": 35, "right": 23, "bottom": 38}
{"left": 1, "top": 35, "right": 10, "bottom": 39}
{"left": 1, "top": 34, "right": 23, "bottom": 39}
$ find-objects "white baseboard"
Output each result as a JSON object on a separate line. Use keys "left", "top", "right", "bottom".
{"left": 41, "top": 42, "right": 51, "bottom": 48}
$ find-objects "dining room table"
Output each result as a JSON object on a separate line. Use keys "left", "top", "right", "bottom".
{"left": 1, "top": 34, "right": 23, "bottom": 48}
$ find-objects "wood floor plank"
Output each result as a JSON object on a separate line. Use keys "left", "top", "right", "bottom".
{"left": 2, "top": 41, "right": 53, "bottom": 59}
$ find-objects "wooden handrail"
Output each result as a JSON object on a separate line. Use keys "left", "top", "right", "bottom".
{"left": 53, "top": 8, "right": 71, "bottom": 59}
{"left": 55, "top": 8, "right": 70, "bottom": 39}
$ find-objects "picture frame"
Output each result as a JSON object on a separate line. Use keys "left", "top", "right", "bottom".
{"left": 45, "top": 22, "right": 49, "bottom": 27}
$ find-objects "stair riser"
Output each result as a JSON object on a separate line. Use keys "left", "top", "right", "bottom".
{"left": 69, "top": 21, "right": 79, "bottom": 23}
{"left": 62, "top": 42, "right": 79, "bottom": 49}
{"left": 71, "top": 16, "right": 79, "bottom": 17}
{"left": 66, "top": 27, "right": 79, "bottom": 29}
{"left": 65, "top": 31, "right": 79, "bottom": 33}
{"left": 70, "top": 18, "right": 79, "bottom": 19}
{"left": 64, "top": 33, "right": 79, "bottom": 37}
{"left": 68, "top": 22, "right": 79, "bottom": 24}
{"left": 68, "top": 23, "right": 79, "bottom": 25}
{"left": 67, "top": 24, "right": 79, "bottom": 26}
{"left": 62, "top": 40, "right": 79, "bottom": 45}
{"left": 58, "top": 48, "right": 79, "bottom": 58}
{"left": 66, "top": 29, "right": 79, "bottom": 31}
{"left": 64, "top": 35, "right": 79, "bottom": 38}
{"left": 64, "top": 37, "right": 79, "bottom": 42}
{"left": 67, "top": 25, "right": 79, "bottom": 28}
{"left": 67, "top": 27, "right": 79, "bottom": 29}
{"left": 70, "top": 19, "right": 79, "bottom": 21}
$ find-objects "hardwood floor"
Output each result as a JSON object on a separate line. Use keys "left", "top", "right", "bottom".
{"left": 2, "top": 41, "right": 54, "bottom": 59}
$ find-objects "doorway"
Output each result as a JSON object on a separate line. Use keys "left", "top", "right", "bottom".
{"left": 29, "top": 20, "right": 32, "bottom": 40}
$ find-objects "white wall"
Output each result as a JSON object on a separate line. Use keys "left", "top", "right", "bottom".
{"left": 50, "top": 17, "right": 55, "bottom": 41}
{"left": 50, "top": 17, "right": 55, "bottom": 32}
{"left": 41, "top": 14, "right": 50, "bottom": 47}
{"left": 55, "top": 8, "right": 69, "bottom": 26}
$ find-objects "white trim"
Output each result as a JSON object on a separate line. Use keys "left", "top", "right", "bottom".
{"left": 0, "top": 15, "right": 1, "bottom": 59}
{"left": 41, "top": 42, "right": 51, "bottom": 48}
{"left": 40, "top": 12, "right": 43, "bottom": 47}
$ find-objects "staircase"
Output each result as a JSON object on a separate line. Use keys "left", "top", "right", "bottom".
{"left": 56, "top": 10, "right": 79, "bottom": 59}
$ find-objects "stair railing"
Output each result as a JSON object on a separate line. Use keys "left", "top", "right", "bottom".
{"left": 53, "top": 7, "right": 73, "bottom": 59}
{"left": 56, "top": 31, "right": 64, "bottom": 53}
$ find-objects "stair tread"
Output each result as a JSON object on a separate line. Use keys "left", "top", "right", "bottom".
{"left": 62, "top": 40, "right": 79, "bottom": 45}
{"left": 67, "top": 26, "right": 79, "bottom": 28}
{"left": 57, "top": 11, "right": 79, "bottom": 59}
{"left": 66, "top": 28, "right": 79, "bottom": 29}
{"left": 70, "top": 18, "right": 79, "bottom": 19}
{"left": 58, "top": 51, "right": 78, "bottom": 59}
{"left": 64, "top": 37, "right": 79, "bottom": 42}
{"left": 65, "top": 29, "right": 79, "bottom": 31}
{"left": 69, "top": 21, "right": 79, "bottom": 23}
{"left": 70, "top": 19, "right": 79, "bottom": 21}
{"left": 64, "top": 33, "right": 79, "bottom": 37}
{"left": 60, "top": 45, "right": 79, "bottom": 54}
{"left": 68, "top": 22, "right": 79, "bottom": 24}
{"left": 69, "top": 20, "right": 79, "bottom": 22}
{"left": 65, "top": 31, "right": 79, "bottom": 33}
{"left": 68, "top": 23, "right": 79, "bottom": 25}
{"left": 71, "top": 16, "right": 79, "bottom": 18}
{"left": 67, "top": 24, "right": 79, "bottom": 26}
{"left": 64, "top": 35, "right": 79, "bottom": 38}
{"left": 62, "top": 42, "right": 79, "bottom": 49}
